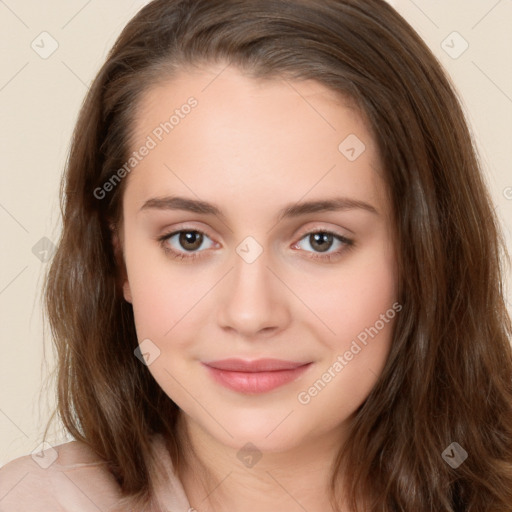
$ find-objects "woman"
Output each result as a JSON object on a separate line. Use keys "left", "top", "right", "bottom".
{"left": 1, "top": 0, "right": 511, "bottom": 510}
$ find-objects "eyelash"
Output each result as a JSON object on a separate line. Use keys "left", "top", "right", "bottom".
{"left": 157, "top": 227, "right": 354, "bottom": 263}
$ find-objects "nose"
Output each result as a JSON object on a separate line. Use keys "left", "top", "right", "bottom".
{"left": 216, "top": 248, "right": 291, "bottom": 339}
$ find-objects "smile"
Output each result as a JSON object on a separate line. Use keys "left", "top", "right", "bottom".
{"left": 201, "top": 358, "right": 313, "bottom": 394}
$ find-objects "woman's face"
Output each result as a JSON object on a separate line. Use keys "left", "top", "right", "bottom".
{"left": 119, "top": 64, "right": 398, "bottom": 452}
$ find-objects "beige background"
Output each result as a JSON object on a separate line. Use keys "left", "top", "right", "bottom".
{"left": 1, "top": 0, "right": 511, "bottom": 465}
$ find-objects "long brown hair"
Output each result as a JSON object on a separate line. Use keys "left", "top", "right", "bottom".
{"left": 43, "top": 0, "right": 512, "bottom": 510}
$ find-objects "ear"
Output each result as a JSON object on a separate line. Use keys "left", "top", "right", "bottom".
{"left": 122, "top": 273, "right": 133, "bottom": 304}
{"left": 110, "top": 222, "right": 132, "bottom": 304}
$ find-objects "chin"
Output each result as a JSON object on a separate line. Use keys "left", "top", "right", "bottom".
{"left": 206, "top": 413, "right": 314, "bottom": 453}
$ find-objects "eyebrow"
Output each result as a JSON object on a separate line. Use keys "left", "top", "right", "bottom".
{"left": 140, "top": 195, "right": 378, "bottom": 221}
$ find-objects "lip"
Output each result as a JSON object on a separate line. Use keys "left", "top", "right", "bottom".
{"left": 202, "top": 358, "right": 312, "bottom": 394}
{"left": 204, "top": 358, "right": 309, "bottom": 372}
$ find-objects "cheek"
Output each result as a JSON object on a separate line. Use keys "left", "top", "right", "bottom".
{"left": 296, "top": 268, "right": 398, "bottom": 419}
{"left": 122, "top": 239, "right": 169, "bottom": 340}
{"left": 293, "top": 239, "right": 398, "bottom": 350}
{"left": 122, "top": 230, "right": 210, "bottom": 339}
{"left": 293, "top": 242, "right": 397, "bottom": 406}
{"left": 296, "top": 318, "right": 394, "bottom": 436}
{"left": 128, "top": 271, "right": 203, "bottom": 341}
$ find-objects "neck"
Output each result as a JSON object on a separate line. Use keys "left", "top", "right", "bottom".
{"left": 175, "top": 412, "right": 349, "bottom": 512}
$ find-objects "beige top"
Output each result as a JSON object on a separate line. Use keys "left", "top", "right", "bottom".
{"left": 0, "top": 434, "right": 192, "bottom": 511}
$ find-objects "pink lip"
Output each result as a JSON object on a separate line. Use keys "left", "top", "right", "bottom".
{"left": 202, "top": 358, "right": 312, "bottom": 394}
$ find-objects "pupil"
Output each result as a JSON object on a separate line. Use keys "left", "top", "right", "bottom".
{"left": 180, "top": 231, "right": 202, "bottom": 251}
{"left": 311, "top": 233, "right": 332, "bottom": 252}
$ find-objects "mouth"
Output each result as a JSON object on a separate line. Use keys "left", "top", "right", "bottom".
{"left": 201, "top": 358, "right": 313, "bottom": 394}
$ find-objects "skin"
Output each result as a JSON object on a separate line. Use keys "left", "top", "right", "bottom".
{"left": 118, "top": 64, "right": 398, "bottom": 512}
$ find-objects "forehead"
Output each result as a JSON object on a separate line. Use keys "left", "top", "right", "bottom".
{"left": 124, "top": 64, "right": 388, "bottom": 220}
{"left": 133, "top": 64, "right": 367, "bottom": 144}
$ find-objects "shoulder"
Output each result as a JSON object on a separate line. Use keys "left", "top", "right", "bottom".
{"left": 0, "top": 440, "right": 123, "bottom": 511}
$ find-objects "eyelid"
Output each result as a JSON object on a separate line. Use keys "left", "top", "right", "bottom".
{"left": 157, "top": 224, "right": 354, "bottom": 261}
{"left": 293, "top": 223, "right": 351, "bottom": 241}
{"left": 158, "top": 223, "right": 350, "bottom": 245}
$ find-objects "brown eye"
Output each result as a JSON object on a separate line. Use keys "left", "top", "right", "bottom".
{"left": 293, "top": 230, "right": 354, "bottom": 262}
{"left": 178, "top": 231, "right": 204, "bottom": 251}
{"left": 308, "top": 232, "right": 335, "bottom": 253}
{"left": 158, "top": 229, "right": 215, "bottom": 260}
